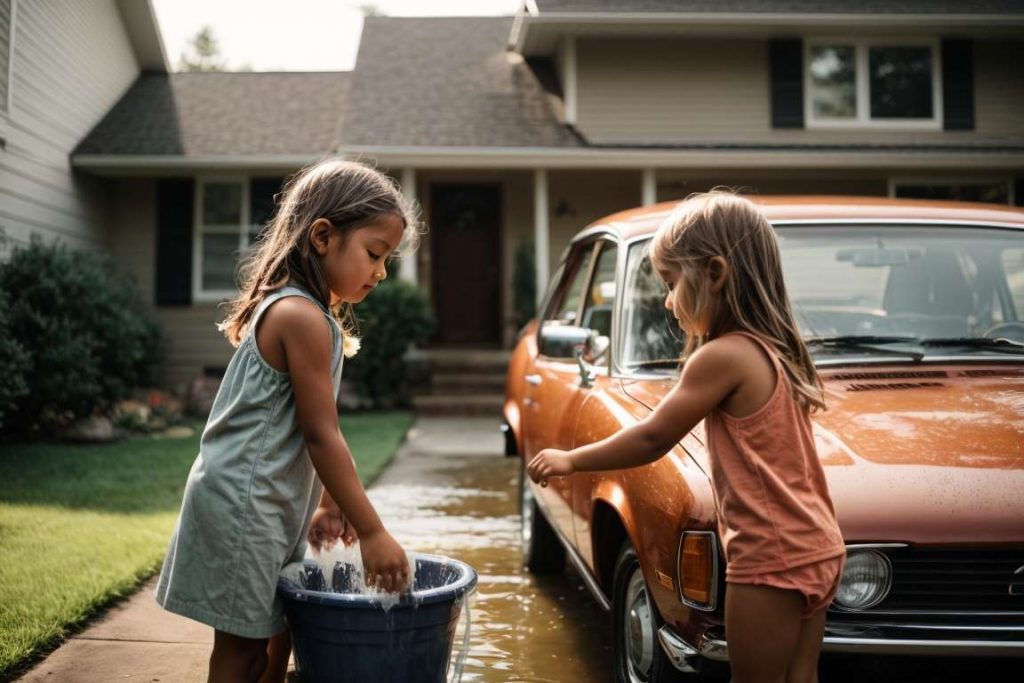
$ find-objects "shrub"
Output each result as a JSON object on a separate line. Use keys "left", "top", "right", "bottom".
{"left": 0, "top": 237, "right": 163, "bottom": 435}
{"left": 512, "top": 240, "right": 536, "bottom": 328}
{"left": 345, "top": 279, "right": 435, "bottom": 408}
{"left": 0, "top": 290, "right": 29, "bottom": 429}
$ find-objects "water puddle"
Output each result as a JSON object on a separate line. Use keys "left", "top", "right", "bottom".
{"left": 369, "top": 453, "right": 612, "bottom": 682}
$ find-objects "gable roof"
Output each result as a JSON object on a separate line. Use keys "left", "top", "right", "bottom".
{"left": 338, "top": 17, "right": 580, "bottom": 148}
{"left": 532, "top": 1, "right": 1024, "bottom": 13}
{"left": 73, "top": 72, "right": 349, "bottom": 157}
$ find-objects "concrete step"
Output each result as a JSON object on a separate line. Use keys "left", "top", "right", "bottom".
{"left": 422, "top": 349, "right": 511, "bottom": 374}
{"left": 412, "top": 394, "right": 505, "bottom": 417}
{"left": 431, "top": 373, "right": 507, "bottom": 395}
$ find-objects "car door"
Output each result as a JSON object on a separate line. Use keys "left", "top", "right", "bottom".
{"left": 564, "top": 240, "right": 619, "bottom": 566}
{"left": 521, "top": 239, "right": 600, "bottom": 544}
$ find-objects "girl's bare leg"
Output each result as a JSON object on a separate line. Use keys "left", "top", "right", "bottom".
{"left": 259, "top": 629, "right": 292, "bottom": 683}
{"left": 785, "top": 608, "right": 826, "bottom": 683}
{"left": 208, "top": 630, "right": 268, "bottom": 683}
{"left": 725, "top": 583, "right": 805, "bottom": 683}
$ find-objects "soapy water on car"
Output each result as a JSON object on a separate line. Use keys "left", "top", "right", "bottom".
{"left": 281, "top": 541, "right": 473, "bottom": 682}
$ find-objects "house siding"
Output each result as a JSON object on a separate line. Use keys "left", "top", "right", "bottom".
{"left": 575, "top": 37, "right": 1024, "bottom": 145}
{"left": 110, "top": 178, "right": 235, "bottom": 392}
{"left": 0, "top": 0, "right": 138, "bottom": 250}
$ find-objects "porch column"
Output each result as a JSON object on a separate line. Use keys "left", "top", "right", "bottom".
{"left": 642, "top": 168, "right": 657, "bottom": 206}
{"left": 399, "top": 167, "right": 418, "bottom": 284}
{"left": 534, "top": 169, "right": 550, "bottom": 307}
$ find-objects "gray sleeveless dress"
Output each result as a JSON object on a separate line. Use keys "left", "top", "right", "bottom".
{"left": 156, "top": 285, "right": 343, "bottom": 638}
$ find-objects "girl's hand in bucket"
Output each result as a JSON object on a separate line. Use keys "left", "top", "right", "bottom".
{"left": 527, "top": 448, "right": 576, "bottom": 487}
{"left": 308, "top": 506, "right": 356, "bottom": 552}
{"left": 359, "top": 528, "right": 410, "bottom": 594}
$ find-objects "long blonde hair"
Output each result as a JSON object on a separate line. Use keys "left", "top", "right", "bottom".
{"left": 218, "top": 158, "right": 420, "bottom": 347}
{"left": 649, "top": 190, "right": 825, "bottom": 412}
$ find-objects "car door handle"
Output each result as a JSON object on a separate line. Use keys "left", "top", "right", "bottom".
{"left": 525, "top": 374, "right": 542, "bottom": 386}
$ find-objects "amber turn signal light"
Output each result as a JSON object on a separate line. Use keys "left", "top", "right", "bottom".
{"left": 678, "top": 532, "right": 716, "bottom": 608}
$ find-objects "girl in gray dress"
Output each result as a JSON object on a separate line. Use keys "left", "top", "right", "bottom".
{"left": 155, "top": 159, "right": 420, "bottom": 682}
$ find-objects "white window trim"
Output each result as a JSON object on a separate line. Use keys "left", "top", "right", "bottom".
{"left": 805, "top": 37, "right": 943, "bottom": 131}
{"left": 193, "top": 176, "right": 251, "bottom": 302}
{"left": 888, "top": 176, "right": 1014, "bottom": 205}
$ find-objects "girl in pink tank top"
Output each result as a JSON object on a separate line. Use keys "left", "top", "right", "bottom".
{"left": 528, "top": 191, "right": 844, "bottom": 683}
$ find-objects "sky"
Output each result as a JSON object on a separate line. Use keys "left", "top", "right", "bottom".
{"left": 151, "top": 0, "right": 524, "bottom": 72}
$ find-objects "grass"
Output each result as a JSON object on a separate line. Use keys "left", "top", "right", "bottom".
{"left": 0, "top": 411, "right": 413, "bottom": 677}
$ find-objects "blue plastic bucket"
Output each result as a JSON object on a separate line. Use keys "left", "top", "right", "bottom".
{"left": 277, "top": 553, "right": 477, "bottom": 683}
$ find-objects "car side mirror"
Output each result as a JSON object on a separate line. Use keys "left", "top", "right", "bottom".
{"left": 583, "top": 334, "right": 610, "bottom": 364}
{"left": 538, "top": 324, "right": 592, "bottom": 358}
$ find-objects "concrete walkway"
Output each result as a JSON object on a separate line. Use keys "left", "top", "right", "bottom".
{"left": 15, "top": 417, "right": 505, "bottom": 683}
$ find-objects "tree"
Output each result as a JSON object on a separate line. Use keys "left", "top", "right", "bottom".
{"left": 179, "top": 26, "right": 225, "bottom": 72}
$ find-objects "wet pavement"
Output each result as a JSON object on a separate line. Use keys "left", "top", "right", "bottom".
{"left": 373, "top": 418, "right": 1021, "bottom": 683}
{"left": 369, "top": 417, "right": 613, "bottom": 683}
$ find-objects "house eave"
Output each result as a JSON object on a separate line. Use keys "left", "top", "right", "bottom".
{"left": 511, "top": 12, "right": 1024, "bottom": 55}
{"left": 72, "top": 147, "right": 1024, "bottom": 175}
{"left": 116, "top": 0, "right": 170, "bottom": 73}
{"left": 70, "top": 154, "right": 322, "bottom": 176}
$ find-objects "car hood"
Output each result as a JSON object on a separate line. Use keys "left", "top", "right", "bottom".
{"left": 622, "top": 365, "right": 1024, "bottom": 544}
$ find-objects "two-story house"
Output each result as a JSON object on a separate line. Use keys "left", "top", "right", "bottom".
{"left": 24, "top": 1, "right": 1024, "bottom": 391}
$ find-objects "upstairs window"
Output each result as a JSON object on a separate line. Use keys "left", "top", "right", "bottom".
{"left": 807, "top": 39, "right": 940, "bottom": 129}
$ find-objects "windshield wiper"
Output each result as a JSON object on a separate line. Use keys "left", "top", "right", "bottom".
{"left": 918, "top": 337, "right": 1024, "bottom": 354}
{"left": 805, "top": 335, "right": 924, "bottom": 361}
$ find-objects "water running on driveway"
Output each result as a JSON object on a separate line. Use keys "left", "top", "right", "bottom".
{"left": 368, "top": 418, "right": 612, "bottom": 683}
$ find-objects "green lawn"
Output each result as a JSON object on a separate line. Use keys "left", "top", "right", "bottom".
{"left": 0, "top": 411, "right": 413, "bottom": 677}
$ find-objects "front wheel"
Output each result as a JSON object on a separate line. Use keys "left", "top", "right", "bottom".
{"left": 613, "top": 540, "right": 687, "bottom": 683}
{"left": 519, "top": 461, "right": 565, "bottom": 573}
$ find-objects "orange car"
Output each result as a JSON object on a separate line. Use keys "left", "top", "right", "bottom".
{"left": 502, "top": 197, "right": 1024, "bottom": 681}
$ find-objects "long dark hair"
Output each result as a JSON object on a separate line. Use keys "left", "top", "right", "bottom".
{"left": 218, "top": 158, "right": 420, "bottom": 346}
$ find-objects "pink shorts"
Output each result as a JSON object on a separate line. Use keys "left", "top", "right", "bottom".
{"left": 730, "top": 554, "right": 846, "bottom": 618}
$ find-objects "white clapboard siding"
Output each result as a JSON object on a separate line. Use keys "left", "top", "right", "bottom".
{"left": 576, "top": 37, "right": 1024, "bottom": 145}
{"left": 0, "top": 0, "right": 138, "bottom": 250}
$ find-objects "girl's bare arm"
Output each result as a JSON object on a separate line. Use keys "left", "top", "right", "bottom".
{"left": 528, "top": 340, "right": 742, "bottom": 480}
{"left": 267, "top": 298, "right": 384, "bottom": 536}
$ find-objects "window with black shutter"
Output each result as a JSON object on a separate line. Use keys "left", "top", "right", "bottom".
{"left": 192, "top": 176, "right": 285, "bottom": 301}
{"left": 805, "top": 39, "right": 942, "bottom": 129}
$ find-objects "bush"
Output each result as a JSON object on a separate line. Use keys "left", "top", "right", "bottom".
{"left": 345, "top": 279, "right": 435, "bottom": 408}
{"left": 0, "top": 237, "right": 163, "bottom": 435}
{"left": 0, "top": 290, "right": 30, "bottom": 430}
{"left": 512, "top": 240, "right": 536, "bottom": 328}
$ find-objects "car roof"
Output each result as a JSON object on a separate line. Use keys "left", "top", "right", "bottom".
{"left": 574, "top": 195, "right": 1024, "bottom": 243}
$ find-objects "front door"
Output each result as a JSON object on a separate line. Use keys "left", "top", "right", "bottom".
{"left": 431, "top": 184, "right": 502, "bottom": 346}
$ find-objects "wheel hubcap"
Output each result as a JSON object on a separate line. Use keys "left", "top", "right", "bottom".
{"left": 623, "top": 568, "right": 654, "bottom": 682}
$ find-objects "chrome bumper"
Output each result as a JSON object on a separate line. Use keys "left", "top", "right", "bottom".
{"left": 658, "top": 623, "right": 1024, "bottom": 672}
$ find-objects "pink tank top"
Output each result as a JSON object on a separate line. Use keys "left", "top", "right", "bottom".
{"left": 705, "top": 332, "right": 845, "bottom": 579}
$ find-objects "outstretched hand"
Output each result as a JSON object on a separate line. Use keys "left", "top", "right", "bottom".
{"left": 527, "top": 448, "right": 576, "bottom": 487}
{"left": 308, "top": 506, "right": 357, "bottom": 553}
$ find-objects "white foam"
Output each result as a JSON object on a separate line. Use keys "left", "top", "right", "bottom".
{"left": 306, "top": 542, "right": 415, "bottom": 613}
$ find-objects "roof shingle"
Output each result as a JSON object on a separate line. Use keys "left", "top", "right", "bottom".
{"left": 74, "top": 72, "right": 349, "bottom": 156}
{"left": 339, "top": 17, "right": 580, "bottom": 148}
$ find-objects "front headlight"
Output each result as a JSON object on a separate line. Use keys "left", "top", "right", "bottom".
{"left": 833, "top": 550, "right": 892, "bottom": 611}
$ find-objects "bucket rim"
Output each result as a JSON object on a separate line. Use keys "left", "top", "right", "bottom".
{"left": 277, "top": 552, "right": 478, "bottom": 610}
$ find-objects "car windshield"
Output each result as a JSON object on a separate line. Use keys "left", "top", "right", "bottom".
{"left": 619, "top": 225, "right": 1024, "bottom": 371}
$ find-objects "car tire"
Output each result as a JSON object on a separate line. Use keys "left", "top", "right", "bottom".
{"left": 519, "top": 461, "right": 565, "bottom": 573}
{"left": 613, "top": 540, "right": 689, "bottom": 683}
